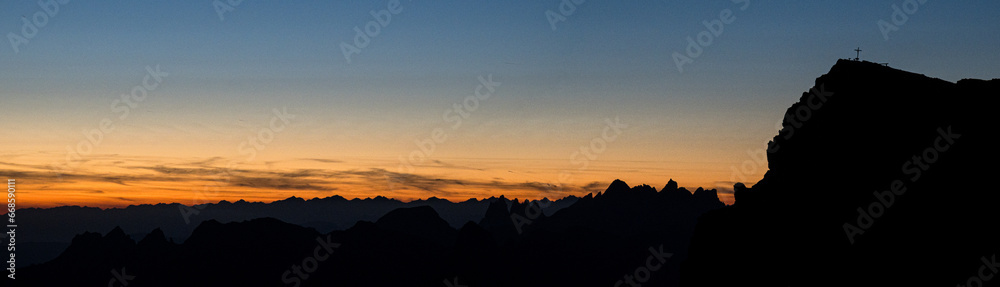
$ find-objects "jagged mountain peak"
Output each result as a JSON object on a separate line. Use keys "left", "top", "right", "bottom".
{"left": 663, "top": 178, "right": 679, "bottom": 192}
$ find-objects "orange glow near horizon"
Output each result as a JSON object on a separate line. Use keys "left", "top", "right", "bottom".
{"left": 4, "top": 153, "right": 744, "bottom": 210}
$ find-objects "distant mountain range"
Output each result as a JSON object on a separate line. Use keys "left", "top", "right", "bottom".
{"left": 9, "top": 194, "right": 579, "bottom": 266}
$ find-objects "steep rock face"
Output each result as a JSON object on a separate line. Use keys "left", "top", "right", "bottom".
{"left": 682, "top": 60, "right": 999, "bottom": 286}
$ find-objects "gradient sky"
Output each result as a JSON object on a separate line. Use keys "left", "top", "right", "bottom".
{"left": 2, "top": 0, "right": 998, "bottom": 208}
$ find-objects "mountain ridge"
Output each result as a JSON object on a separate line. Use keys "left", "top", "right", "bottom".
{"left": 682, "top": 59, "right": 999, "bottom": 286}
{"left": 21, "top": 179, "right": 725, "bottom": 286}
{"left": 9, "top": 193, "right": 580, "bottom": 266}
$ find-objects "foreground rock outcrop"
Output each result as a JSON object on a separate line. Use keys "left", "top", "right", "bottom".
{"left": 682, "top": 60, "right": 999, "bottom": 286}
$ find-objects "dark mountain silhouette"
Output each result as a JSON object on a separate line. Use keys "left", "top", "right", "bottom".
{"left": 20, "top": 179, "right": 724, "bottom": 286}
{"left": 477, "top": 195, "right": 519, "bottom": 244}
{"left": 15, "top": 60, "right": 996, "bottom": 286}
{"left": 490, "top": 179, "right": 724, "bottom": 287}
{"left": 375, "top": 205, "right": 459, "bottom": 245}
{"left": 21, "top": 218, "right": 325, "bottom": 286}
{"left": 682, "top": 60, "right": 999, "bottom": 286}
{"left": 10, "top": 194, "right": 577, "bottom": 266}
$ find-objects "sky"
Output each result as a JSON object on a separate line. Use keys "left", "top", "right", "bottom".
{"left": 1, "top": 0, "right": 998, "bottom": 208}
